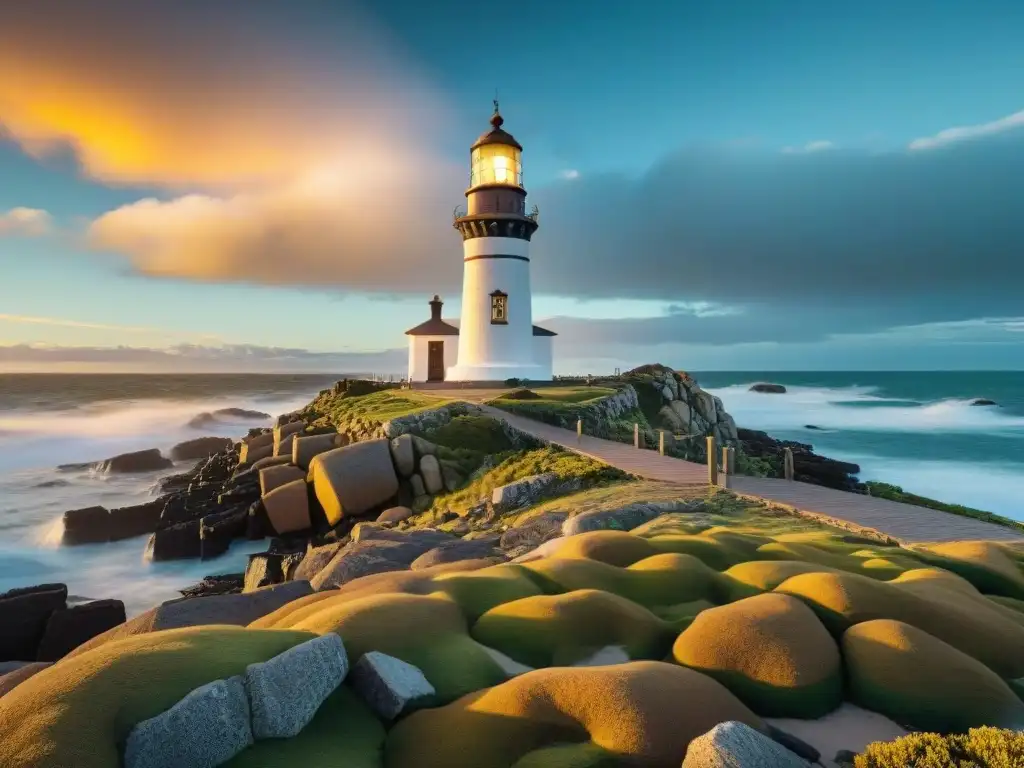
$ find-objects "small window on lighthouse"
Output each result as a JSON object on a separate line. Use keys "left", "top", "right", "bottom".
{"left": 490, "top": 290, "right": 508, "bottom": 325}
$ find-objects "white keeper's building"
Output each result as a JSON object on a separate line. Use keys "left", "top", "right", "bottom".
{"left": 406, "top": 103, "right": 555, "bottom": 384}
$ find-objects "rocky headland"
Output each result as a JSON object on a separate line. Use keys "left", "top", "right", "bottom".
{"left": 2, "top": 367, "right": 1023, "bottom": 767}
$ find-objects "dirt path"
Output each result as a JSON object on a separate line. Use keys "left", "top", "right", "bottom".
{"left": 477, "top": 404, "right": 1024, "bottom": 544}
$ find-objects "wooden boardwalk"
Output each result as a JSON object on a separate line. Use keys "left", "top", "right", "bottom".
{"left": 478, "top": 405, "right": 1024, "bottom": 544}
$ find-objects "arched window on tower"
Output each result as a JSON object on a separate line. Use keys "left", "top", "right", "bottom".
{"left": 490, "top": 290, "right": 508, "bottom": 325}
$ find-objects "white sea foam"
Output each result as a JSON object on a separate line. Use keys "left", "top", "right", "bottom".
{"left": 845, "top": 454, "right": 1024, "bottom": 520}
{"left": 0, "top": 390, "right": 318, "bottom": 616}
{"left": 707, "top": 383, "right": 1024, "bottom": 434}
{"left": 705, "top": 382, "right": 1024, "bottom": 520}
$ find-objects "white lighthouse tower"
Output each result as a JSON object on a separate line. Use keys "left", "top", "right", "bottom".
{"left": 444, "top": 102, "right": 552, "bottom": 382}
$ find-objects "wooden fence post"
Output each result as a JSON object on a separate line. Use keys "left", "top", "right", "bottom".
{"left": 707, "top": 436, "right": 718, "bottom": 485}
{"left": 783, "top": 447, "right": 794, "bottom": 481}
{"left": 577, "top": 419, "right": 583, "bottom": 443}
{"left": 658, "top": 431, "right": 665, "bottom": 456}
{"left": 634, "top": 423, "right": 640, "bottom": 449}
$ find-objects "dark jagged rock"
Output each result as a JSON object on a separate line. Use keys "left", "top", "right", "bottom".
{"left": 804, "top": 424, "right": 823, "bottom": 430}
{"left": 244, "top": 549, "right": 305, "bottom": 592}
{"left": 62, "top": 506, "right": 110, "bottom": 545}
{"left": 56, "top": 461, "right": 97, "bottom": 472}
{"left": 245, "top": 499, "right": 271, "bottom": 540}
{"left": 35, "top": 599, "right": 126, "bottom": 661}
{"left": 737, "top": 428, "right": 863, "bottom": 492}
{"left": 98, "top": 448, "right": 173, "bottom": 474}
{"left": 169, "top": 436, "right": 233, "bottom": 462}
{"left": 178, "top": 573, "right": 245, "bottom": 599}
{"left": 970, "top": 398, "right": 997, "bottom": 406}
{"left": 145, "top": 519, "right": 201, "bottom": 561}
{"left": 200, "top": 507, "right": 249, "bottom": 560}
{"left": 188, "top": 408, "right": 271, "bottom": 429}
{"left": 109, "top": 499, "right": 164, "bottom": 541}
{"left": 158, "top": 471, "right": 194, "bottom": 494}
{"left": 0, "top": 583, "right": 67, "bottom": 662}
{"left": 749, "top": 382, "right": 787, "bottom": 394}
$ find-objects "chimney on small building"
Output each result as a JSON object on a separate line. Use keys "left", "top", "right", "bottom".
{"left": 429, "top": 295, "right": 443, "bottom": 321}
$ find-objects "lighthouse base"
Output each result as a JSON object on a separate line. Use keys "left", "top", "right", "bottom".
{"left": 446, "top": 361, "right": 550, "bottom": 383}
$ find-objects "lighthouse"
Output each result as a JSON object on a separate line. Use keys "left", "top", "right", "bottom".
{"left": 407, "top": 101, "right": 555, "bottom": 384}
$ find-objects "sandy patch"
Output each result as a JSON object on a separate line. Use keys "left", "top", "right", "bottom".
{"left": 767, "top": 703, "right": 907, "bottom": 767}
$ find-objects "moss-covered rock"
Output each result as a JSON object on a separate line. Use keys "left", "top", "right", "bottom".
{"left": 259, "top": 592, "right": 507, "bottom": 703}
{"left": 672, "top": 593, "right": 842, "bottom": 718}
{"left": 0, "top": 626, "right": 316, "bottom": 768}
{"left": 843, "top": 619, "right": 1024, "bottom": 733}
{"left": 472, "top": 588, "right": 674, "bottom": 667}
{"left": 224, "top": 686, "right": 385, "bottom": 767}
{"left": 384, "top": 661, "right": 764, "bottom": 768}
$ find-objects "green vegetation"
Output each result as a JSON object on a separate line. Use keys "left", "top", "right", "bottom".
{"left": 415, "top": 415, "right": 523, "bottom": 481}
{"left": 303, "top": 389, "right": 451, "bottom": 430}
{"left": 521, "top": 386, "right": 618, "bottom": 403}
{"left": 418, "top": 415, "right": 516, "bottom": 455}
{"left": 734, "top": 447, "right": 778, "bottom": 478}
{"left": 854, "top": 727, "right": 1024, "bottom": 767}
{"left": 427, "top": 445, "right": 629, "bottom": 518}
{"left": 866, "top": 481, "right": 1024, "bottom": 533}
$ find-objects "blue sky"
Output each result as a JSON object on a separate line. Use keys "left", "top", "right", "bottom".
{"left": 2, "top": 0, "right": 1023, "bottom": 372}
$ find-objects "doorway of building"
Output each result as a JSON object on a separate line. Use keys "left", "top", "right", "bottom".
{"left": 427, "top": 341, "right": 445, "bottom": 382}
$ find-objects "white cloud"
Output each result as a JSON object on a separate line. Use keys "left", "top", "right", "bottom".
{"left": 559, "top": 169, "right": 580, "bottom": 180}
{"left": 781, "top": 140, "right": 834, "bottom": 154}
{"left": 0, "top": 207, "right": 51, "bottom": 236}
{"left": 909, "top": 109, "right": 1024, "bottom": 151}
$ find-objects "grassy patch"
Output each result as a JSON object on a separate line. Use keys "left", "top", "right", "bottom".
{"left": 866, "top": 481, "right": 1024, "bottom": 533}
{"left": 303, "top": 389, "right": 451, "bottom": 430}
{"left": 417, "top": 415, "right": 516, "bottom": 455}
{"left": 427, "top": 445, "right": 630, "bottom": 518}
{"left": 521, "top": 386, "right": 617, "bottom": 403}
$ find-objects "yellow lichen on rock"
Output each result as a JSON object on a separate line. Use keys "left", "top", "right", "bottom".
{"left": 547, "top": 529, "right": 660, "bottom": 566}
{"left": 776, "top": 568, "right": 1024, "bottom": 678}
{"left": 843, "top": 619, "right": 1024, "bottom": 733}
{"left": 672, "top": 592, "right": 842, "bottom": 718}
{"left": 270, "top": 591, "right": 507, "bottom": 701}
{"left": 523, "top": 551, "right": 733, "bottom": 608}
{"left": 911, "top": 540, "right": 1024, "bottom": 599}
{"left": 384, "top": 661, "right": 764, "bottom": 768}
{"left": 724, "top": 559, "right": 839, "bottom": 592}
{"left": 0, "top": 626, "right": 316, "bottom": 768}
{"left": 472, "top": 588, "right": 673, "bottom": 667}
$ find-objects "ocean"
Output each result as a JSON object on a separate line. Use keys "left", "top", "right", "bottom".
{"left": 0, "top": 371, "right": 1022, "bottom": 617}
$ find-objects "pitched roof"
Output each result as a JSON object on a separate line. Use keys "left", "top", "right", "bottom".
{"left": 404, "top": 318, "right": 460, "bottom": 336}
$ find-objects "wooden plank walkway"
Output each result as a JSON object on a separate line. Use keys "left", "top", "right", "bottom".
{"left": 478, "top": 404, "right": 1024, "bottom": 544}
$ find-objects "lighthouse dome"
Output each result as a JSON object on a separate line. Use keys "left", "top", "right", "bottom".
{"left": 469, "top": 102, "right": 523, "bottom": 188}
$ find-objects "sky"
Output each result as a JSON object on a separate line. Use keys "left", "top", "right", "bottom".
{"left": 2, "top": 0, "right": 1023, "bottom": 373}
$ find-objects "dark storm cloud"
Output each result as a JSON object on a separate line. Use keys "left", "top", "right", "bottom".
{"left": 530, "top": 133, "right": 1024, "bottom": 323}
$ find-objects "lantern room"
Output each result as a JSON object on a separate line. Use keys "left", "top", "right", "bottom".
{"left": 469, "top": 103, "right": 524, "bottom": 189}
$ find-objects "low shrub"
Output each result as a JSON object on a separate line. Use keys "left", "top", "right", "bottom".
{"left": 855, "top": 727, "right": 1024, "bottom": 767}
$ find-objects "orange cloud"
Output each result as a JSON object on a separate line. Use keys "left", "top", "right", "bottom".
{"left": 88, "top": 161, "right": 464, "bottom": 291}
{"left": 0, "top": 2, "right": 449, "bottom": 190}
{"left": 1, "top": 2, "right": 472, "bottom": 291}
